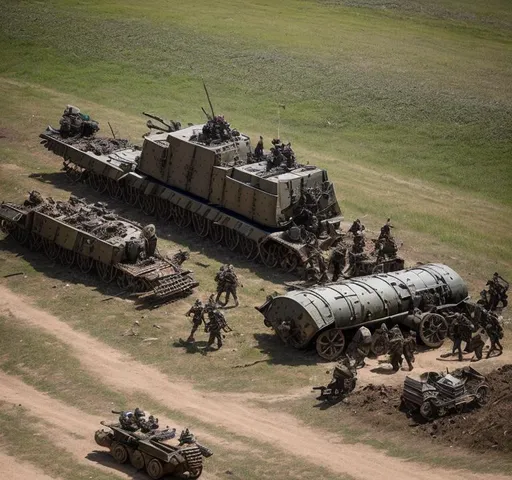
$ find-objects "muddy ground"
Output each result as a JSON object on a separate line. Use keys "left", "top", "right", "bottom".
{"left": 343, "top": 365, "right": 512, "bottom": 452}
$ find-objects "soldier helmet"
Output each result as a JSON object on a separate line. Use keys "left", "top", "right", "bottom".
{"left": 143, "top": 224, "right": 156, "bottom": 238}
{"left": 493, "top": 272, "right": 499, "bottom": 277}
{"left": 134, "top": 408, "right": 145, "bottom": 417}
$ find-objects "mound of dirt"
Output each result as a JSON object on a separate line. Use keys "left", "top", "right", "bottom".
{"left": 348, "top": 365, "right": 512, "bottom": 452}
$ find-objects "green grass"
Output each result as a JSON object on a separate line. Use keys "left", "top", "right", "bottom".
{"left": 0, "top": 0, "right": 511, "bottom": 205}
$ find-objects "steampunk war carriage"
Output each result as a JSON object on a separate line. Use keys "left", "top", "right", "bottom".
{"left": 258, "top": 263, "right": 470, "bottom": 361}
{"left": 0, "top": 193, "right": 198, "bottom": 302}
{"left": 401, "top": 367, "right": 489, "bottom": 420}
{"left": 40, "top": 109, "right": 345, "bottom": 273}
{"left": 95, "top": 423, "right": 211, "bottom": 479}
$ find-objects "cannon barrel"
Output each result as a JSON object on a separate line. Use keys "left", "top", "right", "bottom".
{"left": 259, "top": 263, "right": 468, "bottom": 358}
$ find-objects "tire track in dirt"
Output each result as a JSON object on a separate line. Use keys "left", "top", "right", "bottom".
{"left": 0, "top": 452, "right": 59, "bottom": 480}
{"left": 0, "top": 285, "right": 508, "bottom": 480}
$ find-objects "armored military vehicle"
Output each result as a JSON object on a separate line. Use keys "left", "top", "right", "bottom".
{"left": 40, "top": 107, "right": 344, "bottom": 273}
{"left": 95, "top": 421, "right": 211, "bottom": 479}
{"left": 258, "top": 263, "right": 470, "bottom": 361}
{"left": 402, "top": 367, "right": 489, "bottom": 420}
{"left": 0, "top": 192, "right": 198, "bottom": 302}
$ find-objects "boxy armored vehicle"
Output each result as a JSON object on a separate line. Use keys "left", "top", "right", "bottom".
{"left": 40, "top": 109, "right": 346, "bottom": 272}
{"left": 258, "top": 263, "right": 469, "bottom": 361}
{"left": 95, "top": 421, "right": 212, "bottom": 479}
{"left": 402, "top": 367, "right": 489, "bottom": 420}
{"left": 0, "top": 192, "right": 198, "bottom": 302}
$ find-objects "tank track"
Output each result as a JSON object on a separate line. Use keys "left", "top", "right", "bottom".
{"left": 0, "top": 213, "right": 198, "bottom": 304}
{"left": 40, "top": 132, "right": 325, "bottom": 274}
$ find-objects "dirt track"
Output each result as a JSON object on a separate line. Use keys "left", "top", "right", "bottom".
{"left": 0, "top": 452, "right": 59, "bottom": 480}
{"left": 1, "top": 285, "right": 510, "bottom": 480}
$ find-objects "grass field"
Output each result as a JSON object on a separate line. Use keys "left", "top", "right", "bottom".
{"left": 0, "top": 1, "right": 511, "bottom": 479}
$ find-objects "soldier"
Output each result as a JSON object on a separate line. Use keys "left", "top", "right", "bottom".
{"left": 448, "top": 313, "right": 473, "bottom": 361}
{"left": 352, "top": 232, "right": 366, "bottom": 255}
{"left": 133, "top": 408, "right": 147, "bottom": 430}
{"left": 24, "top": 190, "right": 45, "bottom": 207}
{"left": 221, "top": 264, "right": 241, "bottom": 308}
{"left": 469, "top": 332, "right": 485, "bottom": 362}
{"left": 486, "top": 272, "right": 509, "bottom": 310}
{"left": 118, "top": 410, "right": 138, "bottom": 431}
{"left": 348, "top": 219, "right": 365, "bottom": 236}
{"left": 346, "top": 326, "right": 372, "bottom": 368}
{"left": 142, "top": 224, "right": 157, "bottom": 258}
{"left": 329, "top": 243, "right": 347, "bottom": 282}
{"left": 214, "top": 265, "right": 226, "bottom": 305}
{"left": 378, "top": 218, "right": 393, "bottom": 241}
{"left": 185, "top": 299, "right": 205, "bottom": 343}
{"left": 402, "top": 330, "right": 416, "bottom": 371}
{"left": 485, "top": 311, "right": 504, "bottom": 358}
{"left": 388, "top": 326, "right": 404, "bottom": 371}
{"left": 254, "top": 136, "right": 264, "bottom": 158}
{"left": 205, "top": 308, "right": 228, "bottom": 350}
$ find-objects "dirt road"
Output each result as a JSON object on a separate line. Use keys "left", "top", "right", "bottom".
{"left": 1, "top": 284, "right": 509, "bottom": 480}
{"left": 0, "top": 452, "right": 59, "bottom": 480}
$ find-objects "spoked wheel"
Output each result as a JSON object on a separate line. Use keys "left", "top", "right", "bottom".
{"left": 111, "top": 442, "right": 128, "bottom": 464}
{"left": 77, "top": 254, "right": 94, "bottom": 273}
{"left": 156, "top": 198, "right": 171, "bottom": 220}
{"left": 61, "top": 249, "right": 76, "bottom": 266}
{"left": 107, "top": 178, "right": 123, "bottom": 200}
{"left": 96, "top": 261, "right": 117, "bottom": 283}
{"left": 475, "top": 385, "right": 489, "bottom": 407}
{"left": 315, "top": 328, "right": 346, "bottom": 361}
{"left": 174, "top": 206, "right": 192, "bottom": 228}
{"left": 43, "top": 239, "right": 61, "bottom": 261}
{"left": 241, "top": 237, "right": 258, "bottom": 260}
{"left": 259, "top": 241, "right": 280, "bottom": 268}
{"left": 419, "top": 399, "right": 437, "bottom": 421}
{"left": 280, "top": 250, "right": 299, "bottom": 273}
{"left": 11, "top": 226, "right": 30, "bottom": 245}
{"left": 29, "top": 233, "right": 43, "bottom": 251}
{"left": 419, "top": 313, "right": 448, "bottom": 348}
{"left": 210, "top": 223, "right": 224, "bottom": 244}
{"left": 189, "top": 466, "right": 203, "bottom": 479}
{"left": 224, "top": 228, "right": 240, "bottom": 251}
{"left": 192, "top": 214, "right": 210, "bottom": 237}
{"left": 146, "top": 458, "right": 164, "bottom": 479}
{"left": 141, "top": 195, "right": 157, "bottom": 216}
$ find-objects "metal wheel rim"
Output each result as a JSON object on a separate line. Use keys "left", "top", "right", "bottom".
{"left": 43, "top": 239, "right": 61, "bottom": 261}
{"left": 107, "top": 178, "right": 123, "bottom": 199}
{"left": 225, "top": 229, "right": 240, "bottom": 251}
{"left": 96, "top": 261, "right": 117, "bottom": 283}
{"left": 61, "top": 249, "right": 76, "bottom": 266}
{"left": 146, "top": 459, "right": 164, "bottom": 479}
{"left": 142, "top": 195, "right": 156, "bottom": 216}
{"left": 12, "top": 226, "right": 30, "bottom": 245}
{"left": 129, "top": 187, "right": 140, "bottom": 207}
{"left": 316, "top": 328, "right": 346, "bottom": 361}
{"left": 280, "top": 251, "right": 299, "bottom": 273}
{"left": 174, "top": 206, "right": 192, "bottom": 228}
{"left": 112, "top": 442, "right": 128, "bottom": 464}
{"left": 192, "top": 214, "right": 209, "bottom": 237}
{"left": 241, "top": 237, "right": 257, "bottom": 260}
{"left": 156, "top": 198, "right": 170, "bottom": 220}
{"left": 260, "top": 241, "right": 279, "bottom": 268}
{"left": 29, "top": 233, "right": 43, "bottom": 251}
{"left": 210, "top": 223, "right": 224, "bottom": 244}
{"left": 130, "top": 449, "right": 145, "bottom": 470}
{"left": 419, "top": 314, "right": 448, "bottom": 348}
{"left": 77, "top": 254, "right": 94, "bottom": 273}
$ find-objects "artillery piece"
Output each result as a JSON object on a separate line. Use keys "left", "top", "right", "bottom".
{"left": 258, "top": 263, "right": 470, "bottom": 361}
{"left": 40, "top": 104, "right": 345, "bottom": 274}
{"left": 0, "top": 192, "right": 198, "bottom": 303}
{"left": 95, "top": 420, "right": 212, "bottom": 479}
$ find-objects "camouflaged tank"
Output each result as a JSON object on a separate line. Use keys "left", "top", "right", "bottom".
{"left": 40, "top": 109, "right": 344, "bottom": 273}
{"left": 0, "top": 192, "right": 198, "bottom": 302}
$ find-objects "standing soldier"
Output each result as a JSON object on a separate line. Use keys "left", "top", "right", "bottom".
{"left": 329, "top": 243, "right": 347, "bottom": 282}
{"left": 348, "top": 218, "right": 365, "bottom": 236}
{"left": 214, "top": 265, "right": 226, "bottom": 305}
{"left": 485, "top": 311, "right": 504, "bottom": 358}
{"left": 185, "top": 299, "right": 205, "bottom": 343}
{"left": 205, "top": 308, "right": 230, "bottom": 350}
{"left": 388, "top": 326, "right": 404, "bottom": 371}
{"left": 220, "top": 265, "right": 241, "bottom": 308}
{"left": 448, "top": 313, "right": 473, "bottom": 361}
{"left": 402, "top": 331, "right": 416, "bottom": 371}
{"left": 346, "top": 326, "right": 372, "bottom": 368}
{"left": 254, "top": 136, "right": 264, "bottom": 158}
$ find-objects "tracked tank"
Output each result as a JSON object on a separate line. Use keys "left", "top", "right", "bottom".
{"left": 0, "top": 192, "right": 198, "bottom": 303}
{"left": 40, "top": 108, "right": 344, "bottom": 272}
{"left": 257, "top": 263, "right": 469, "bottom": 361}
{"left": 95, "top": 421, "right": 212, "bottom": 479}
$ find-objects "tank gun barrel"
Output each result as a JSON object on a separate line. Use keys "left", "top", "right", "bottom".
{"left": 142, "top": 112, "right": 176, "bottom": 132}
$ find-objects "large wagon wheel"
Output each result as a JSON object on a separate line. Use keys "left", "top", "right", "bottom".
{"left": 280, "top": 250, "right": 299, "bottom": 273}
{"left": 192, "top": 214, "right": 210, "bottom": 237}
{"left": 210, "top": 223, "right": 224, "bottom": 244}
{"left": 315, "top": 328, "right": 346, "bottom": 361}
{"left": 141, "top": 195, "right": 157, "bottom": 216}
{"left": 156, "top": 198, "right": 171, "bottom": 220}
{"left": 29, "top": 233, "right": 43, "bottom": 251}
{"left": 111, "top": 442, "right": 128, "bottom": 464}
{"left": 96, "top": 261, "right": 117, "bottom": 283}
{"left": 77, "top": 254, "right": 94, "bottom": 273}
{"left": 61, "top": 249, "right": 76, "bottom": 266}
{"left": 174, "top": 206, "right": 192, "bottom": 228}
{"left": 130, "top": 449, "right": 145, "bottom": 470}
{"left": 107, "top": 178, "right": 123, "bottom": 200}
{"left": 146, "top": 458, "right": 164, "bottom": 480}
{"left": 43, "top": 239, "right": 61, "bottom": 261}
{"left": 224, "top": 228, "right": 240, "bottom": 251}
{"left": 418, "top": 313, "right": 448, "bottom": 348}
{"left": 259, "top": 241, "right": 280, "bottom": 268}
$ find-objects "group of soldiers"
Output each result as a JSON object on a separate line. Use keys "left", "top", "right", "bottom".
{"left": 201, "top": 114, "right": 238, "bottom": 145}
{"left": 117, "top": 407, "right": 161, "bottom": 434}
{"left": 184, "top": 264, "right": 240, "bottom": 350}
{"left": 57, "top": 105, "right": 99, "bottom": 138}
